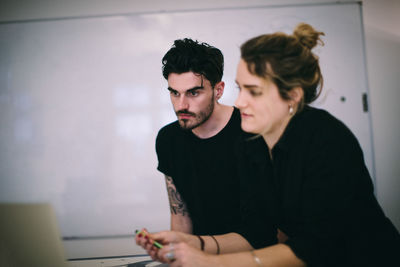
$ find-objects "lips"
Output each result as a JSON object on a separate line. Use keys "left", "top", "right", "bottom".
{"left": 179, "top": 114, "right": 192, "bottom": 119}
{"left": 176, "top": 109, "right": 196, "bottom": 121}
{"left": 240, "top": 112, "right": 252, "bottom": 118}
{"left": 177, "top": 112, "right": 194, "bottom": 120}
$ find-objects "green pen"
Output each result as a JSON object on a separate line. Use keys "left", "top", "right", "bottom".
{"left": 135, "top": 229, "right": 163, "bottom": 249}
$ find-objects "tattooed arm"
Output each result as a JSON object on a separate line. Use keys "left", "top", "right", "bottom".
{"left": 164, "top": 175, "right": 193, "bottom": 234}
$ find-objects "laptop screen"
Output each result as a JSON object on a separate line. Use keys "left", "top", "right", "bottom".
{"left": 0, "top": 203, "right": 67, "bottom": 267}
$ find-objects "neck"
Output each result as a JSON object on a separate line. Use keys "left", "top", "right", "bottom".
{"left": 262, "top": 114, "right": 292, "bottom": 151}
{"left": 192, "top": 103, "right": 233, "bottom": 139}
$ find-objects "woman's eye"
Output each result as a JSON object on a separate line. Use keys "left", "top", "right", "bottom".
{"left": 250, "top": 90, "right": 262, "bottom": 96}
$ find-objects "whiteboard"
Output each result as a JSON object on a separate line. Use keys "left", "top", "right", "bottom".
{"left": 0, "top": 2, "right": 373, "bottom": 240}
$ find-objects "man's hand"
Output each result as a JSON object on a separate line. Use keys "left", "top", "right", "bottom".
{"left": 135, "top": 228, "right": 162, "bottom": 261}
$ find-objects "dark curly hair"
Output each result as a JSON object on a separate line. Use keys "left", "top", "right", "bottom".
{"left": 162, "top": 38, "right": 224, "bottom": 87}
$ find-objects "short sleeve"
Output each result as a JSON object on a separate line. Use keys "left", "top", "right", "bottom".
{"left": 155, "top": 125, "right": 174, "bottom": 177}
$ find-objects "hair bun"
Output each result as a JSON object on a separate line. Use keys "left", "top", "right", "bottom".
{"left": 293, "top": 23, "right": 325, "bottom": 49}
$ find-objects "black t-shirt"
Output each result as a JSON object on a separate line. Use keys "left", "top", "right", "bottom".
{"left": 236, "top": 106, "right": 400, "bottom": 267}
{"left": 156, "top": 107, "right": 242, "bottom": 235}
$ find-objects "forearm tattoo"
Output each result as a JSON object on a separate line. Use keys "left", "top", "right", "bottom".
{"left": 165, "top": 175, "right": 188, "bottom": 216}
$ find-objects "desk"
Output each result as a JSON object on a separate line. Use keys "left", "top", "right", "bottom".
{"left": 68, "top": 255, "right": 167, "bottom": 267}
{"left": 64, "top": 237, "right": 145, "bottom": 259}
{"left": 64, "top": 237, "right": 167, "bottom": 266}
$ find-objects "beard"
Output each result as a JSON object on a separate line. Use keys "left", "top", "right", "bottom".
{"left": 176, "top": 96, "right": 215, "bottom": 131}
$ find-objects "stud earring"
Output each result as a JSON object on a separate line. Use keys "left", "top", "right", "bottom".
{"left": 289, "top": 104, "right": 294, "bottom": 116}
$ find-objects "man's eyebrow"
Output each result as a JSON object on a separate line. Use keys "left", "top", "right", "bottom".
{"left": 187, "top": 86, "right": 204, "bottom": 91}
{"left": 167, "top": 86, "right": 204, "bottom": 92}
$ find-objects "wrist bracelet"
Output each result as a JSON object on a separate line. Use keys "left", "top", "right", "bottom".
{"left": 210, "top": 235, "right": 220, "bottom": 254}
{"left": 250, "top": 250, "right": 262, "bottom": 266}
{"left": 196, "top": 235, "right": 205, "bottom": 251}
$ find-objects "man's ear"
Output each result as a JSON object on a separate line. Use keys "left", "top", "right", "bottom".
{"left": 289, "top": 87, "right": 304, "bottom": 104}
{"left": 214, "top": 81, "right": 225, "bottom": 100}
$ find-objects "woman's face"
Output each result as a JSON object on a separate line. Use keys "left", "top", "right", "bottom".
{"left": 235, "top": 59, "right": 292, "bottom": 142}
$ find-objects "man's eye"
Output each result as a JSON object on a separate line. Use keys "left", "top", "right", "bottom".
{"left": 170, "top": 91, "right": 179, "bottom": 97}
{"left": 188, "top": 91, "right": 199, "bottom": 96}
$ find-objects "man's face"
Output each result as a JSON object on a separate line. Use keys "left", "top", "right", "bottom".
{"left": 167, "top": 72, "right": 215, "bottom": 130}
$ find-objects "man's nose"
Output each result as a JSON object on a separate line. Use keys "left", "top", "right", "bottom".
{"left": 177, "top": 96, "right": 189, "bottom": 110}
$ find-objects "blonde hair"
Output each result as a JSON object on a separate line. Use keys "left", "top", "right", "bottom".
{"left": 240, "top": 23, "right": 325, "bottom": 111}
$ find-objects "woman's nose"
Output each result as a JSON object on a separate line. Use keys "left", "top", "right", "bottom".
{"left": 235, "top": 91, "right": 246, "bottom": 109}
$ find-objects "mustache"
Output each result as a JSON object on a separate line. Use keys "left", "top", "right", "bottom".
{"left": 176, "top": 110, "right": 196, "bottom": 116}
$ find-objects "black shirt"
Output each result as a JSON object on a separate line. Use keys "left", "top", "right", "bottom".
{"left": 236, "top": 106, "right": 400, "bottom": 267}
{"left": 156, "top": 107, "right": 242, "bottom": 235}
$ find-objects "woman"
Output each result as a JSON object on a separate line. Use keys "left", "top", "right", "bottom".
{"left": 136, "top": 23, "right": 400, "bottom": 266}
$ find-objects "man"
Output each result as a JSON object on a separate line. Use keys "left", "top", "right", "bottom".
{"left": 155, "top": 38, "right": 243, "bottom": 235}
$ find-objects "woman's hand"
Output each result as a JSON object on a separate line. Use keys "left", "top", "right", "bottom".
{"left": 135, "top": 228, "right": 196, "bottom": 263}
{"left": 158, "top": 242, "right": 221, "bottom": 267}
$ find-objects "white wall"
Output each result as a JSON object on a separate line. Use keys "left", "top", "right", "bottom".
{"left": 362, "top": 0, "right": 400, "bottom": 230}
{"left": 1, "top": 0, "right": 398, "bottom": 233}
{"left": 0, "top": 0, "right": 355, "bottom": 22}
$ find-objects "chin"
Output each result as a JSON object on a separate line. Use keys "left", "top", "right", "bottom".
{"left": 241, "top": 124, "right": 258, "bottom": 134}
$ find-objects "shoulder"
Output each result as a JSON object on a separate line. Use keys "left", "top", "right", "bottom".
{"left": 294, "top": 106, "right": 363, "bottom": 158}
{"left": 300, "top": 106, "right": 342, "bottom": 128}
{"left": 157, "top": 120, "right": 180, "bottom": 137}
{"left": 211, "top": 106, "right": 242, "bottom": 141}
{"left": 156, "top": 121, "right": 181, "bottom": 147}
{"left": 298, "top": 106, "right": 357, "bottom": 141}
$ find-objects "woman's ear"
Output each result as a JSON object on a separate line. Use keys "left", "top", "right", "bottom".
{"left": 289, "top": 87, "right": 304, "bottom": 104}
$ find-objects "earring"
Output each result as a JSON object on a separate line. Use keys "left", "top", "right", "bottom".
{"left": 289, "top": 104, "right": 294, "bottom": 116}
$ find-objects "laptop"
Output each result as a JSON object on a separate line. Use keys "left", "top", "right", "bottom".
{"left": 0, "top": 203, "right": 68, "bottom": 267}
